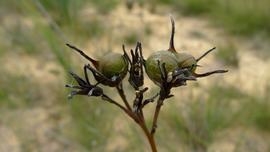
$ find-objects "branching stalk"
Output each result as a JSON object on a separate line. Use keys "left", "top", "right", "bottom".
{"left": 105, "top": 92, "right": 159, "bottom": 151}
{"left": 151, "top": 98, "right": 164, "bottom": 135}
{"left": 116, "top": 83, "right": 132, "bottom": 111}
{"left": 65, "top": 16, "right": 228, "bottom": 152}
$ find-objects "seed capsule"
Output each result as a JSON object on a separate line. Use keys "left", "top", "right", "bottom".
{"left": 166, "top": 16, "right": 227, "bottom": 78}
{"left": 174, "top": 53, "right": 197, "bottom": 72}
{"left": 66, "top": 44, "right": 129, "bottom": 87}
{"left": 145, "top": 16, "right": 228, "bottom": 86}
{"left": 98, "top": 52, "right": 128, "bottom": 80}
{"left": 145, "top": 51, "right": 178, "bottom": 85}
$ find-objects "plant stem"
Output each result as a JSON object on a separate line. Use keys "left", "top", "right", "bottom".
{"left": 102, "top": 94, "right": 137, "bottom": 122}
{"left": 116, "top": 83, "right": 132, "bottom": 111}
{"left": 114, "top": 83, "right": 162, "bottom": 151}
{"left": 139, "top": 122, "right": 158, "bottom": 152}
{"left": 105, "top": 93, "right": 158, "bottom": 151}
{"left": 151, "top": 98, "right": 164, "bottom": 135}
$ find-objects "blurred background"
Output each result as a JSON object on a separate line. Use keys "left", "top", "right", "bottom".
{"left": 0, "top": 0, "right": 270, "bottom": 151}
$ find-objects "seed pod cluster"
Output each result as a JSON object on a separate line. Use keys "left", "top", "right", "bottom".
{"left": 65, "top": 16, "right": 228, "bottom": 152}
{"left": 145, "top": 17, "right": 228, "bottom": 87}
{"left": 66, "top": 16, "right": 227, "bottom": 99}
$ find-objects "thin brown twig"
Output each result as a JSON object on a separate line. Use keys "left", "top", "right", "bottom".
{"left": 102, "top": 94, "right": 136, "bottom": 122}
{"left": 133, "top": 88, "right": 147, "bottom": 120}
{"left": 139, "top": 121, "right": 158, "bottom": 152}
{"left": 103, "top": 86, "right": 160, "bottom": 152}
{"left": 151, "top": 97, "right": 164, "bottom": 135}
{"left": 116, "top": 83, "right": 132, "bottom": 111}
{"left": 135, "top": 94, "right": 158, "bottom": 152}
{"left": 116, "top": 84, "right": 158, "bottom": 151}
{"left": 139, "top": 109, "right": 145, "bottom": 123}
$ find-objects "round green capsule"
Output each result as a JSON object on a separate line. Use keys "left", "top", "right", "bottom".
{"left": 174, "top": 53, "right": 197, "bottom": 72}
{"left": 98, "top": 52, "right": 128, "bottom": 80}
{"left": 145, "top": 51, "right": 178, "bottom": 85}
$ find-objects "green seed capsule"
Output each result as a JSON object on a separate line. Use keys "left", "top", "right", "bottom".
{"left": 66, "top": 44, "right": 128, "bottom": 87}
{"left": 145, "top": 51, "right": 178, "bottom": 85}
{"left": 98, "top": 52, "right": 128, "bottom": 80}
{"left": 156, "top": 16, "right": 227, "bottom": 79}
{"left": 145, "top": 16, "right": 226, "bottom": 86}
{"left": 174, "top": 53, "right": 197, "bottom": 72}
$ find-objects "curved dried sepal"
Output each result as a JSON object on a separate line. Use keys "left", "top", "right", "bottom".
{"left": 142, "top": 93, "right": 159, "bottom": 108}
{"left": 122, "top": 44, "right": 131, "bottom": 64}
{"left": 66, "top": 70, "right": 103, "bottom": 99}
{"left": 133, "top": 87, "right": 149, "bottom": 112}
{"left": 66, "top": 43, "right": 99, "bottom": 68}
{"left": 168, "top": 16, "right": 176, "bottom": 52}
{"left": 128, "top": 42, "right": 144, "bottom": 89}
{"left": 88, "top": 87, "right": 103, "bottom": 96}
{"left": 85, "top": 64, "right": 123, "bottom": 87}
{"left": 68, "top": 71, "right": 88, "bottom": 87}
{"left": 157, "top": 60, "right": 168, "bottom": 81}
{"left": 196, "top": 47, "right": 216, "bottom": 62}
{"left": 194, "top": 69, "right": 228, "bottom": 78}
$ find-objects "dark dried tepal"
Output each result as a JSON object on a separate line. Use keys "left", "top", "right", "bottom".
{"left": 65, "top": 16, "right": 228, "bottom": 152}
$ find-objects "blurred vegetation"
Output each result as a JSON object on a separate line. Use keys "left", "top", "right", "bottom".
{"left": 124, "top": 32, "right": 140, "bottom": 45}
{"left": 162, "top": 85, "right": 270, "bottom": 151}
{"left": 0, "top": 0, "right": 116, "bottom": 151}
{"left": 68, "top": 98, "right": 115, "bottom": 151}
{"left": 152, "top": 0, "right": 270, "bottom": 37}
{"left": 89, "top": 0, "right": 120, "bottom": 14}
{"left": 0, "top": 70, "right": 40, "bottom": 108}
{"left": 0, "top": 0, "right": 269, "bottom": 151}
{"left": 216, "top": 42, "right": 239, "bottom": 67}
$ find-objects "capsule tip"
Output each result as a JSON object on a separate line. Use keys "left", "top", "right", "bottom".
{"left": 168, "top": 15, "right": 176, "bottom": 52}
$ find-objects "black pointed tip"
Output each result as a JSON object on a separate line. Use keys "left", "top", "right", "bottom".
{"left": 194, "top": 69, "right": 229, "bottom": 78}
{"left": 170, "top": 15, "right": 175, "bottom": 25}
{"left": 167, "top": 94, "right": 174, "bottom": 99}
{"left": 196, "top": 47, "right": 217, "bottom": 62}
{"left": 68, "top": 71, "right": 75, "bottom": 76}
{"left": 168, "top": 15, "right": 176, "bottom": 52}
{"left": 66, "top": 43, "right": 72, "bottom": 48}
